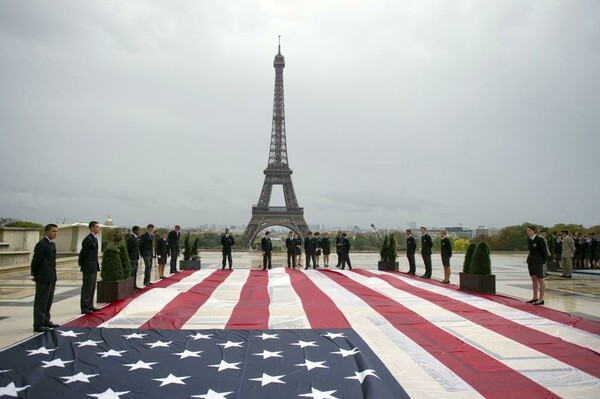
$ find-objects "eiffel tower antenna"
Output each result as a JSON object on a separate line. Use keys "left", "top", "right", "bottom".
{"left": 241, "top": 39, "right": 310, "bottom": 247}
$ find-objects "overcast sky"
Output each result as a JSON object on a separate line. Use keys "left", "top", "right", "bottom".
{"left": 1, "top": 0, "right": 599, "bottom": 230}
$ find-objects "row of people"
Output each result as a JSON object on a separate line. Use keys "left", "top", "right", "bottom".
{"left": 405, "top": 227, "right": 453, "bottom": 284}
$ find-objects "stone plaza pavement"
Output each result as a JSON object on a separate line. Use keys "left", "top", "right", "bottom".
{"left": 1, "top": 251, "right": 599, "bottom": 349}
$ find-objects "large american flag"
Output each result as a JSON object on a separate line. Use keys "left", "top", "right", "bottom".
{"left": 1, "top": 268, "right": 600, "bottom": 398}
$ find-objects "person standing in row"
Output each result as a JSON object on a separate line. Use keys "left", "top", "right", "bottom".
{"left": 285, "top": 231, "right": 297, "bottom": 269}
{"left": 167, "top": 225, "right": 181, "bottom": 274}
{"left": 321, "top": 232, "right": 331, "bottom": 268}
{"left": 420, "top": 227, "right": 433, "bottom": 279}
{"left": 31, "top": 224, "right": 59, "bottom": 332}
{"left": 261, "top": 231, "right": 273, "bottom": 270}
{"left": 314, "top": 232, "right": 322, "bottom": 268}
{"left": 526, "top": 225, "right": 548, "bottom": 306}
{"left": 440, "top": 230, "right": 452, "bottom": 284}
{"left": 561, "top": 230, "right": 576, "bottom": 278}
{"left": 405, "top": 229, "right": 416, "bottom": 275}
{"left": 156, "top": 231, "right": 169, "bottom": 279}
{"left": 127, "top": 226, "right": 141, "bottom": 290}
{"left": 294, "top": 232, "right": 302, "bottom": 266}
{"left": 335, "top": 230, "right": 343, "bottom": 268}
{"left": 78, "top": 221, "right": 101, "bottom": 314}
{"left": 304, "top": 231, "right": 316, "bottom": 270}
{"left": 139, "top": 224, "right": 155, "bottom": 286}
{"left": 221, "top": 228, "right": 235, "bottom": 270}
{"left": 340, "top": 232, "right": 352, "bottom": 270}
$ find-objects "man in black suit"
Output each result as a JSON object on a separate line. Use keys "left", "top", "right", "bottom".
{"left": 340, "top": 232, "right": 352, "bottom": 270}
{"left": 78, "top": 221, "right": 101, "bottom": 314}
{"left": 167, "top": 225, "right": 181, "bottom": 274}
{"left": 304, "top": 231, "right": 316, "bottom": 270}
{"left": 285, "top": 231, "right": 296, "bottom": 269}
{"left": 405, "top": 229, "right": 416, "bottom": 275}
{"left": 127, "top": 226, "right": 141, "bottom": 290}
{"left": 420, "top": 226, "right": 433, "bottom": 279}
{"left": 440, "top": 230, "right": 453, "bottom": 284}
{"left": 261, "top": 231, "right": 273, "bottom": 270}
{"left": 335, "top": 231, "right": 343, "bottom": 268}
{"left": 139, "top": 224, "right": 155, "bottom": 286}
{"left": 526, "top": 225, "right": 548, "bottom": 306}
{"left": 221, "top": 228, "right": 235, "bottom": 270}
{"left": 31, "top": 224, "right": 59, "bottom": 332}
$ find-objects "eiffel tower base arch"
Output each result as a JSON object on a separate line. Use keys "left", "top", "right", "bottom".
{"left": 241, "top": 207, "right": 310, "bottom": 248}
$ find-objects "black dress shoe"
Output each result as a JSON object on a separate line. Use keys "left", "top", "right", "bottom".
{"left": 526, "top": 298, "right": 538, "bottom": 304}
{"left": 533, "top": 300, "right": 545, "bottom": 306}
{"left": 420, "top": 275, "right": 430, "bottom": 279}
{"left": 34, "top": 326, "right": 53, "bottom": 333}
{"left": 45, "top": 322, "right": 60, "bottom": 328}
{"left": 81, "top": 310, "right": 93, "bottom": 314}
{"left": 89, "top": 307, "right": 101, "bottom": 311}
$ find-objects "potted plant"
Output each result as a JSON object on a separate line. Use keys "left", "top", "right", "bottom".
{"left": 378, "top": 233, "right": 399, "bottom": 271}
{"left": 459, "top": 241, "right": 496, "bottom": 294}
{"left": 180, "top": 233, "right": 201, "bottom": 270}
{"left": 97, "top": 245, "right": 134, "bottom": 303}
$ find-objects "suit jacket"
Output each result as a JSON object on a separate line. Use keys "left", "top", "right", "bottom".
{"left": 321, "top": 236, "right": 331, "bottom": 252}
{"left": 31, "top": 237, "right": 57, "bottom": 283}
{"left": 285, "top": 237, "right": 295, "bottom": 252}
{"left": 304, "top": 236, "right": 315, "bottom": 253}
{"left": 156, "top": 238, "right": 169, "bottom": 256}
{"left": 441, "top": 236, "right": 452, "bottom": 258}
{"left": 421, "top": 234, "right": 433, "bottom": 255}
{"left": 406, "top": 236, "right": 416, "bottom": 254}
{"left": 221, "top": 234, "right": 235, "bottom": 251}
{"left": 341, "top": 237, "right": 351, "bottom": 253}
{"left": 139, "top": 232, "right": 154, "bottom": 258}
{"left": 561, "top": 236, "right": 576, "bottom": 257}
{"left": 127, "top": 234, "right": 140, "bottom": 261}
{"left": 527, "top": 235, "right": 548, "bottom": 265}
{"left": 167, "top": 230, "right": 180, "bottom": 251}
{"left": 261, "top": 237, "right": 273, "bottom": 252}
{"left": 78, "top": 233, "right": 100, "bottom": 273}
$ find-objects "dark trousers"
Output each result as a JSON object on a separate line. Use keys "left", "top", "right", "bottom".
{"left": 287, "top": 251, "right": 296, "bottom": 268}
{"left": 131, "top": 259, "right": 139, "bottom": 288}
{"left": 143, "top": 256, "right": 152, "bottom": 285}
{"left": 305, "top": 252, "right": 316, "bottom": 269}
{"left": 407, "top": 252, "right": 416, "bottom": 274}
{"left": 222, "top": 250, "right": 232, "bottom": 269}
{"left": 336, "top": 250, "right": 342, "bottom": 267}
{"left": 341, "top": 252, "right": 352, "bottom": 269}
{"left": 169, "top": 248, "right": 178, "bottom": 272}
{"left": 33, "top": 281, "right": 55, "bottom": 329}
{"left": 422, "top": 252, "right": 432, "bottom": 277}
{"left": 263, "top": 251, "right": 272, "bottom": 269}
{"left": 80, "top": 272, "right": 97, "bottom": 312}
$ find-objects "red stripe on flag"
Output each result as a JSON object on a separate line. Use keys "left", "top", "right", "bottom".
{"left": 358, "top": 270, "right": 600, "bottom": 379}
{"left": 225, "top": 270, "right": 270, "bottom": 329}
{"left": 323, "top": 270, "right": 559, "bottom": 399}
{"left": 140, "top": 270, "right": 233, "bottom": 329}
{"left": 63, "top": 270, "right": 193, "bottom": 328}
{"left": 286, "top": 269, "right": 351, "bottom": 329}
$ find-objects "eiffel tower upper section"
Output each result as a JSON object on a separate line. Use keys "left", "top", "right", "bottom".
{"left": 267, "top": 41, "right": 290, "bottom": 170}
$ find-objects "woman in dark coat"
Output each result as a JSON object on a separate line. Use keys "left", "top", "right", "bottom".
{"left": 321, "top": 232, "right": 331, "bottom": 268}
{"left": 157, "top": 231, "right": 169, "bottom": 279}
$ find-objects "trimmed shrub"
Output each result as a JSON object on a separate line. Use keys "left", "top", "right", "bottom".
{"left": 101, "top": 246, "right": 124, "bottom": 282}
{"left": 469, "top": 242, "right": 492, "bottom": 275}
{"left": 463, "top": 242, "right": 477, "bottom": 273}
{"left": 183, "top": 233, "right": 192, "bottom": 260}
{"left": 117, "top": 244, "right": 131, "bottom": 279}
{"left": 380, "top": 235, "right": 389, "bottom": 261}
{"left": 191, "top": 236, "right": 200, "bottom": 260}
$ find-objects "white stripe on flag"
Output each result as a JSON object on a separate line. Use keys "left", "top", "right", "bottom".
{"left": 267, "top": 268, "right": 311, "bottom": 329}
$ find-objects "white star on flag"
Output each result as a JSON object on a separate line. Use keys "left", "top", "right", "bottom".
{"left": 249, "top": 373, "right": 286, "bottom": 386}
{"left": 122, "top": 333, "right": 147, "bottom": 340}
{"left": 26, "top": 346, "right": 57, "bottom": 356}
{"left": 322, "top": 332, "right": 346, "bottom": 339}
{"left": 217, "top": 341, "right": 243, "bottom": 349}
{"left": 0, "top": 370, "right": 10, "bottom": 373}
{"left": 41, "top": 358, "right": 75, "bottom": 368}
{"left": 208, "top": 360, "right": 241, "bottom": 372}
{"left": 153, "top": 373, "right": 191, "bottom": 387}
{"left": 123, "top": 360, "right": 157, "bottom": 371}
{"left": 291, "top": 340, "right": 318, "bottom": 348}
{"left": 87, "top": 388, "right": 130, "bottom": 399}
{"left": 253, "top": 350, "right": 283, "bottom": 359}
{"left": 331, "top": 347, "right": 360, "bottom": 357}
{"left": 256, "top": 332, "right": 279, "bottom": 340}
{"left": 173, "top": 350, "right": 202, "bottom": 359}
{"left": 345, "top": 369, "right": 379, "bottom": 384}
{"left": 298, "top": 387, "right": 338, "bottom": 399}
{"left": 0, "top": 382, "right": 30, "bottom": 397}
{"left": 191, "top": 389, "right": 234, "bottom": 399}
{"left": 60, "top": 372, "right": 99, "bottom": 384}
{"left": 188, "top": 332, "right": 213, "bottom": 340}
{"left": 58, "top": 330, "right": 84, "bottom": 338}
{"left": 97, "top": 349, "right": 128, "bottom": 358}
{"left": 76, "top": 340, "right": 103, "bottom": 347}
{"left": 146, "top": 340, "right": 172, "bottom": 348}
{"left": 295, "top": 359, "right": 328, "bottom": 371}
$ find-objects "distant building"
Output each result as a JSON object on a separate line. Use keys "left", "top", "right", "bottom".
{"left": 104, "top": 215, "right": 113, "bottom": 226}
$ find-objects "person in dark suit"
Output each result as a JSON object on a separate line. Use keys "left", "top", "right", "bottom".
{"left": 335, "top": 231, "right": 343, "bottom": 268}
{"left": 31, "top": 224, "right": 59, "bottom": 332}
{"left": 139, "top": 224, "right": 155, "bottom": 286}
{"left": 526, "top": 225, "right": 548, "bottom": 305}
{"left": 167, "top": 225, "right": 181, "bottom": 274}
{"left": 420, "top": 227, "right": 433, "bottom": 279}
{"left": 321, "top": 232, "right": 331, "bottom": 268}
{"left": 405, "top": 229, "right": 416, "bottom": 275}
{"left": 340, "top": 232, "right": 352, "bottom": 270}
{"left": 261, "top": 231, "right": 273, "bottom": 270}
{"left": 78, "top": 221, "right": 101, "bottom": 314}
{"left": 294, "top": 232, "right": 302, "bottom": 266}
{"left": 285, "top": 231, "right": 296, "bottom": 269}
{"left": 440, "top": 230, "right": 452, "bottom": 284}
{"left": 221, "top": 228, "right": 235, "bottom": 270}
{"left": 304, "top": 231, "right": 316, "bottom": 270}
{"left": 156, "top": 231, "right": 169, "bottom": 279}
{"left": 127, "top": 226, "right": 141, "bottom": 290}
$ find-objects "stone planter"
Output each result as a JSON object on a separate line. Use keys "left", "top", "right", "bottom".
{"left": 180, "top": 260, "right": 201, "bottom": 270}
{"left": 378, "top": 261, "right": 399, "bottom": 271}
{"left": 459, "top": 272, "right": 496, "bottom": 294}
{"left": 97, "top": 277, "right": 135, "bottom": 303}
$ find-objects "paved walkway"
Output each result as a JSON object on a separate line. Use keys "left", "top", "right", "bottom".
{"left": 1, "top": 251, "right": 598, "bottom": 349}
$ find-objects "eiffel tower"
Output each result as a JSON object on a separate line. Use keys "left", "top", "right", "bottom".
{"left": 241, "top": 40, "right": 310, "bottom": 247}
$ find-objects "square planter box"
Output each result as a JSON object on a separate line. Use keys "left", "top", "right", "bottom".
{"left": 97, "top": 277, "right": 135, "bottom": 303}
{"left": 378, "top": 261, "right": 399, "bottom": 271}
{"left": 180, "top": 260, "right": 201, "bottom": 270}
{"left": 459, "top": 272, "right": 496, "bottom": 294}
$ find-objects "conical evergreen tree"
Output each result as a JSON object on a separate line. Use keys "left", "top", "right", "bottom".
{"left": 463, "top": 242, "right": 477, "bottom": 273}
{"left": 469, "top": 242, "right": 492, "bottom": 275}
